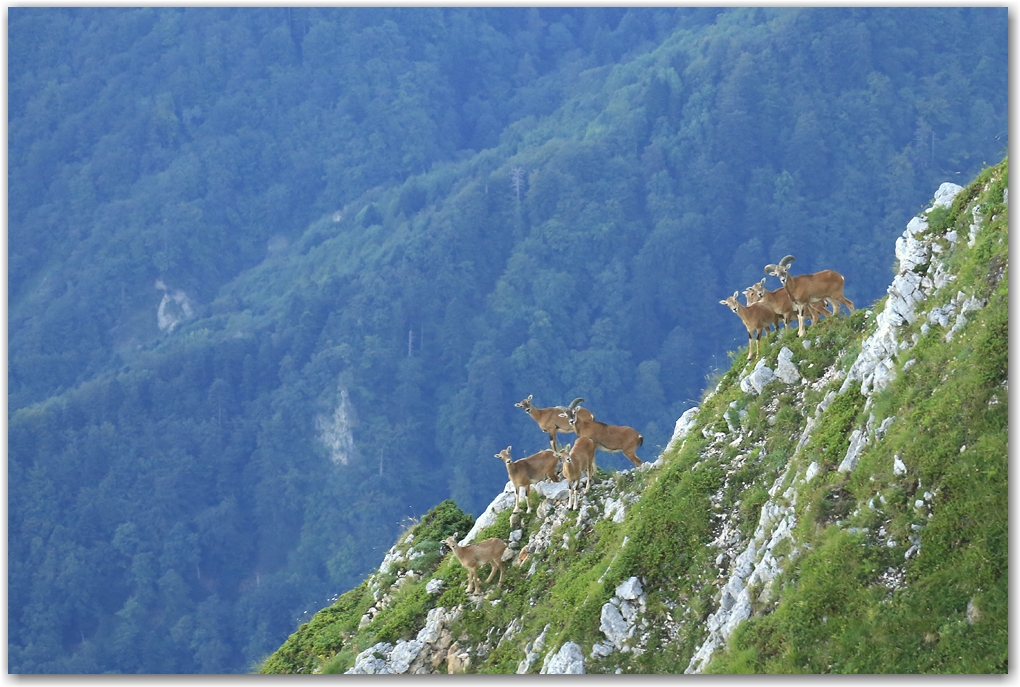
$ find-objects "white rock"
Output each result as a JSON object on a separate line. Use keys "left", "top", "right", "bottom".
{"left": 378, "top": 546, "right": 404, "bottom": 575}
{"left": 605, "top": 497, "right": 626, "bottom": 524}
{"left": 968, "top": 204, "right": 983, "bottom": 247}
{"left": 775, "top": 346, "right": 801, "bottom": 384}
{"left": 425, "top": 578, "right": 444, "bottom": 595}
{"left": 590, "top": 641, "right": 615, "bottom": 659}
{"left": 534, "top": 480, "right": 570, "bottom": 501}
{"left": 446, "top": 645, "right": 471, "bottom": 674}
{"left": 905, "top": 215, "right": 928, "bottom": 236}
{"left": 843, "top": 220, "right": 944, "bottom": 395}
{"left": 667, "top": 407, "right": 700, "bottom": 451}
{"left": 887, "top": 269, "right": 926, "bottom": 326}
{"left": 928, "top": 304, "right": 951, "bottom": 328}
{"left": 416, "top": 607, "right": 447, "bottom": 644}
{"left": 599, "top": 602, "right": 630, "bottom": 649}
{"left": 945, "top": 314, "right": 966, "bottom": 341}
{"left": 840, "top": 294, "right": 896, "bottom": 395}
{"left": 804, "top": 462, "right": 820, "bottom": 482}
{"left": 387, "top": 639, "right": 424, "bottom": 674}
{"left": 346, "top": 642, "right": 393, "bottom": 674}
{"left": 960, "top": 295, "right": 986, "bottom": 314}
{"left": 932, "top": 262, "right": 955, "bottom": 290}
{"left": 637, "top": 457, "right": 663, "bottom": 472}
{"left": 893, "top": 455, "right": 907, "bottom": 476}
{"left": 532, "top": 624, "right": 549, "bottom": 652}
{"left": 896, "top": 216, "right": 930, "bottom": 272}
{"left": 931, "top": 182, "right": 964, "bottom": 209}
{"left": 725, "top": 401, "right": 740, "bottom": 432}
{"left": 876, "top": 416, "right": 895, "bottom": 439}
{"left": 792, "top": 416, "right": 817, "bottom": 458}
{"left": 496, "top": 618, "right": 521, "bottom": 653}
{"left": 740, "top": 359, "right": 775, "bottom": 395}
{"left": 615, "top": 577, "right": 643, "bottom": 601}
{"left": 817, "top": 390, "right": 838, "bottom": 415}
{"left": 540, "top": 641, "right": 586, "bottom": 674}
{"left": 837, "top": 429, "right": 868, "bottom": 473}
{"left": 517, "top": 624, "right": 549, "bottom": 674}
{"left": 626, "top": 595, "right": 645, "bottom": 619}
{"left": 462, "top": 483, "right": 517, "bottom": 544}
{"left": 157, "top": 288, "right": 194, "bottom": 332}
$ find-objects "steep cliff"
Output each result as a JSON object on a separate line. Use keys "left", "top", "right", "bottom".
{"left": 259, "top": 159, "right": 1007, "bottom": 674}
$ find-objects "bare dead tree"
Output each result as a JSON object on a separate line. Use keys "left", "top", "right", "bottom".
{"left": 510, "top": 166, "right": 526, "bottom": 207}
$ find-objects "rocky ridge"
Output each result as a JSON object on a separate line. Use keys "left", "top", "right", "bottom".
{"left": 262, "top": 168, "right": 1006, "bottom": 675}
{"left": 341, "top": 458, "right": 665, "bottom": 674}
{"left": 682, "top": 178, "right": 1007, "bottom": 672}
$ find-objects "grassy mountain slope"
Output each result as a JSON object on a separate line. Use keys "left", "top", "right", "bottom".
{"left": 259, "top": 159, "right": 1007, "bottom": 674}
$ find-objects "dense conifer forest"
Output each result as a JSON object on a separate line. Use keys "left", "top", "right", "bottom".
{"left": 8, "top": 7, "right": 1006, "bottom": 673}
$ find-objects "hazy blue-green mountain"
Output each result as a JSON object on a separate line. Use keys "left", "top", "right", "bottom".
{"left": 8, "top": 7, "right": 1006, "bottom": 673}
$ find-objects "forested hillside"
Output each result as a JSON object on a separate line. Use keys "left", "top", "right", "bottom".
{"left": 8, "top": 7, "right": 1006, "bottom": 673}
